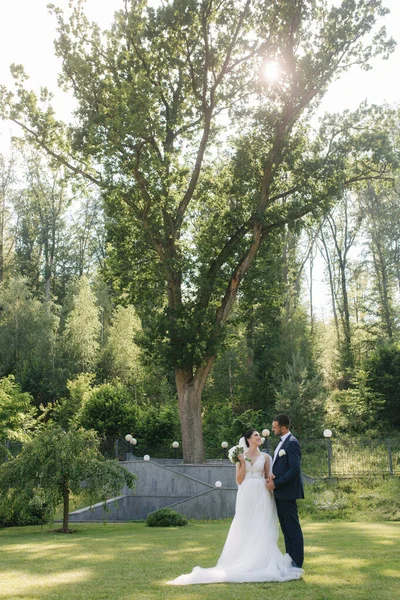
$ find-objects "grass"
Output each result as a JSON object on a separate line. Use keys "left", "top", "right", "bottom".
{"left": 0, "top": 520, "right": 399, "bottom": 600}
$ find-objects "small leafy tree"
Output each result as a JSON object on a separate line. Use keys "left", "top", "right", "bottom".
{"left": 0, "top": 425, "right": 135, "bottom": 532}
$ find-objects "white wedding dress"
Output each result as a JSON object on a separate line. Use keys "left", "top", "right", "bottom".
{"left": 167, "top": 451, "right": 304, "bottom": 585}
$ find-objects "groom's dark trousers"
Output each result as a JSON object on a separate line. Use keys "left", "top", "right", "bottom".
{"left": 275, "top": 499, "right": 304, "bottom": 568}
{"left": 272, "top": 434, "right": 304, "bottom": 569}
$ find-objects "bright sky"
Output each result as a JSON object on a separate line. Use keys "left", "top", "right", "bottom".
{"left": 0, "top": 0, "right": 399, "bottom": 151}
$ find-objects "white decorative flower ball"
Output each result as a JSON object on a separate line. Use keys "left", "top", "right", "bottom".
{"left": 262, "top": 429, "right": 270, "bottom": 437}
{"left": 172, "top": 441, "right": 179, "bottom": 448}
{"left": 125, "top": 434, "right": 133, "bottom": 442}
{"left": 143, "top": 454, "right": 150, "bottom": 461}
{"left": 130, "top": 438, "right": 137, "bottom": 446}
{"left": 221, "top": 441, "right": 228, "bottom": 448}
{"left": 323, "top": 429, "right": 332, "bottom": 438}
{"left": 215, "top": 481, "right": 222, "bottom": 488}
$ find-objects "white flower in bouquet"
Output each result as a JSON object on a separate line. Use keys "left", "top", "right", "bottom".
{"left": 228, "top": 445, "right": 244, "bottom": 464}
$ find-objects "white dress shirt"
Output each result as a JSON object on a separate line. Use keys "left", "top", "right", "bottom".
{"left": 273, "top": 431, "right": 291, "bottom": 464}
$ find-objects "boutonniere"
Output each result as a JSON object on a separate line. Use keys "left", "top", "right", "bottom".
{"left": 278, "top": 449, "right": 286, "bottom": 457}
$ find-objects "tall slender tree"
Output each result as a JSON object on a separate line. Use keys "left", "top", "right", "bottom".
{"left": 61, "top": 275, "right": 101, "bottom": 375}
{"left": 0, "top": 152, "right": 16, "bottom": 283}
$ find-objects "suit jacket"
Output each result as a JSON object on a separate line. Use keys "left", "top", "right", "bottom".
{"left": 272, "top": 434, "right": 304, "bottom": 501}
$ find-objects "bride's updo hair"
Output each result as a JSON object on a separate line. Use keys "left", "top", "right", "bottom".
{"left": 243, "top": 428, "right": 256, "bottom": 447}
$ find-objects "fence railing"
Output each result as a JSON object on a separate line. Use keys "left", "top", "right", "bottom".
{"left": 2, "top": 436, "right": 399, "bottom": 478}
{"left": 100, "top": 436, "right": 400, "bottom": 478}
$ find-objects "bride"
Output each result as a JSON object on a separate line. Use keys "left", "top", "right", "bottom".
{"left": 167, "top": 428, "right": 304, "bottom": 585}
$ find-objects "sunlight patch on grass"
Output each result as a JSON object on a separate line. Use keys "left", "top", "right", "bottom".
{"left": 0, "top": 569, "right": 92, "bottom": 598}
{"left": 381, "top": 569, "right": 400, "bottom": 578}
{"left": 304, "top": 545, "right": 326, "bottom": 553}
{"left": 305, "top": 573, "right": 363, "bottom": 585}
{"left": 116, "top": 544, "right": 152, "bottom": 552}
{"left": 309, "top": 555, "right": 368, "bottom": 567}
{"left": 164, "top": 546, "right": 212, "bottom": 555}
{"left": 1, "top": 542, "right": 80, "bottom": 553}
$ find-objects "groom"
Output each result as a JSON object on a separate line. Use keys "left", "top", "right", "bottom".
{"left": 266, "top": 414, "right": 304, "bottom": 569}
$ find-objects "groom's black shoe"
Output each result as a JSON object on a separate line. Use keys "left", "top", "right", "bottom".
{"left": 290, "top": 560, "right": 300, "bottom": 569}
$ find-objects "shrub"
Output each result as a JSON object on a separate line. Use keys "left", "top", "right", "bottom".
{"left": 0, "top": 492, "right": 49, "bottom": 527}
{"left": 146, "top": 508, "right": 187, "bottom": 527}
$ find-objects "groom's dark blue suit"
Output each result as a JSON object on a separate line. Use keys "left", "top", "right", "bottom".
{"left": 272, "top": 433, "right": 304, "bottom": 568}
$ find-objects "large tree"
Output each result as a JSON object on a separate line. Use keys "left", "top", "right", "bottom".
{"left": 0, "top": 0, "right": 397, "bottom": 461}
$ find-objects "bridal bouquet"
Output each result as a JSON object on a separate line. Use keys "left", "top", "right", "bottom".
{"left": 228, "top": 445, "right": 252, "bottom": 464}
{"left": 228, "top": 445, "right": 244, "bottom": 464}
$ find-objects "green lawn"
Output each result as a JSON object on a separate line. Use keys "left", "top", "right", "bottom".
{"left": 0, "top": 521, "right": 399, "bottom": 600}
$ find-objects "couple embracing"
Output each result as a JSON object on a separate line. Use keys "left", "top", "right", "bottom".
{"left": 168, "top": 414, "right": 304, "bottom": 585}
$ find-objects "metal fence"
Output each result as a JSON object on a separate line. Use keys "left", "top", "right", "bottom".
{"left": 300, "top": 437, "right": 400, "bottom": 478}
{"left": 100, "top": 436, "right": 400, "bottom": 478}
{"left": 2, "top": 436, "right": 399, "bottom": 478}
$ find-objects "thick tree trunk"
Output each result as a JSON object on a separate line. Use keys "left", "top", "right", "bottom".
{"left": 175, "top": 359, "right": 214, "bottom": 463}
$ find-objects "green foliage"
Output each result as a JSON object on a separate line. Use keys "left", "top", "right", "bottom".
{"left": 0, "top": 424, "right": 135, "bottom": 531}
{"left": 274, "top": 351, "right": 326, "bottom": 438}
{"left": 0, "top": 277, "right": 60, "bottom": 403}
{"left": 326, "top": 370, "right": 386, "bottom": 434}
{"left": 74, "top": 383, "right": 179, "bottom": 448}
{"left": 0, "top": 375, "right": 35, "bottom": 440}
{"left": 137, "top": 402, "right": 180, "bottom": 448}
{"left": 146, "top": 508, "right": 187, "bottom": 527}
{"left": 0, "top": 376, "right": 36, "bottom": 462}
{"left": 61, "top": 276, "right": 101, "bottom": 374}
{"left": 363, "top": 341, "right": 400, "bottom": 428}
{"left": 75, "top": 380, "right": 180, "bottom": 447}
{"left": 99, "top": 305, "right": 142, "bottom": 385}
{"left": 203, "top": 404, "right": 266, "bottom": 455}
{"left": 0, "top": 491, "right": 49, "bottom": 527}
{"left": 1, "top": 0, "right": 399, "bottom": 460}
{"left": 51, "top": 373, "right": 95, "bottom": 429}
{"left": 299, "top": 477, "right": 400, "bottom": 522}
{"left": 77, "top": 383, "right": 139, "bottom": 439}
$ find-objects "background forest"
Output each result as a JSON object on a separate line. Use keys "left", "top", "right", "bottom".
{"left": 1, "top": 142, "right": 400, "bottom": 455}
